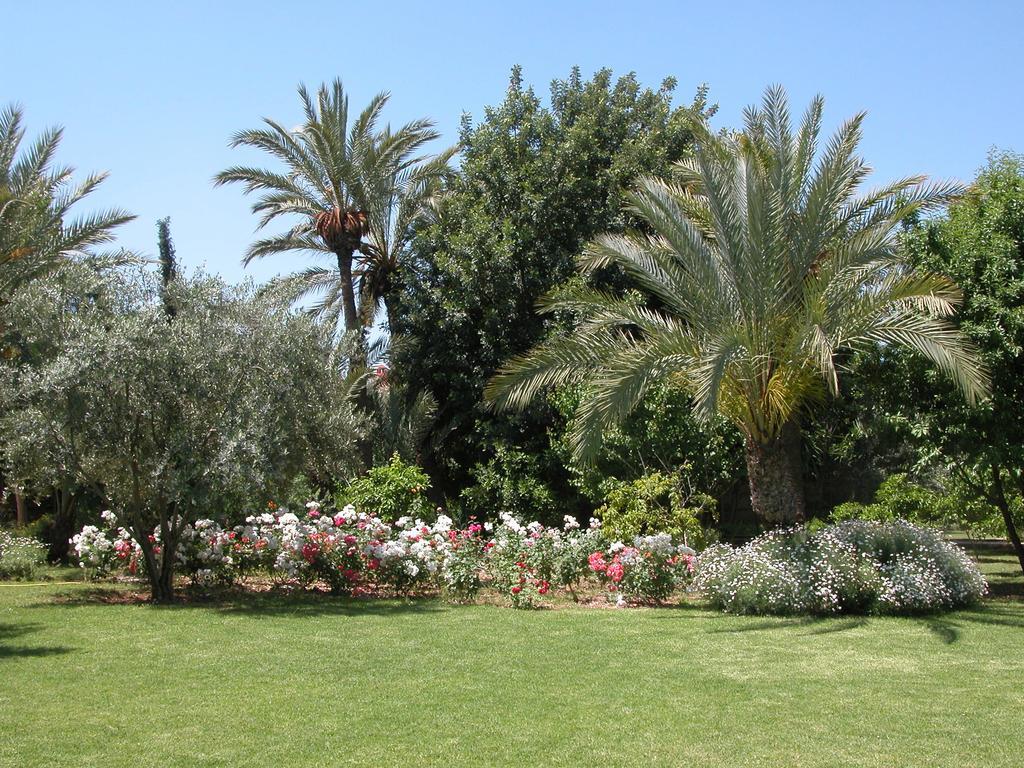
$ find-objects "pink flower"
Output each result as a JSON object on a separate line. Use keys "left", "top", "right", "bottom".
{"left": 343, "top": 534, "right": 357, "bottom": 546}
{"left": 301, "top": 543, "right": 319, "bottom": 563}
{"left": 588, "top": 552, "right": 607, "bottom": 573}
{"left": 606, "top": 561, "right": 625, "bottom": 583}
{"left": 333, "top": 515, "right": 346, "bottom": 526}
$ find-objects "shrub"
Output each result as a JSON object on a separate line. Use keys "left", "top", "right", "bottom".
{"left": 338, "top": 454, "right": 432, "bottom": 524}
{"left": 693, "top": 520, "right": 986, "bottom": 615}
{"left": 589, "top": 533, "right": 696, "bottom": 605}
{"left": 437, "top": 521, "right": 488, "bottom": 603}
{"left": 829, "top": 475, "right": 954, "bottom": 526}
{"left": 596, "top": 472, "right": 715, "bottom": 549}
{"left": 487, "top": 514, "right": 555, "bottom": 608}
{"left": 0, "top": 529, "right": 47, "bottom": 580}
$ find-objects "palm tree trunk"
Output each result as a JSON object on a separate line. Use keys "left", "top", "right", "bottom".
{"left": 336, "top": 249, "right": 365, "bottom": 367}
{"left": 744, "top": 419, "right": 806, "bottom": 526}
{"left": 384, "top": 294, "right": 398, "bottom": 338}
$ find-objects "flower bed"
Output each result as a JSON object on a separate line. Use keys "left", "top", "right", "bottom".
{"left": 72, "top": 505, "right": 696, "bottom": 607}
{"left": 0, "top": 530, "right": 47, "bottom": 580}
{"left": 691, "top": 520, "right": 988, "bottom": 615}
{"left": 73, "top": 512, "right": 985, "bottom": 614}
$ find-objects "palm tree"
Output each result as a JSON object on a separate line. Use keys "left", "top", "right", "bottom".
{"left": 486, "top": 86, "right": 988, "bottom": 525}
{"left": 214, "top": 79, "right": 451, "bottom": 361}
{"left": 0, "top": 104, "right": 133, "bottom": 303}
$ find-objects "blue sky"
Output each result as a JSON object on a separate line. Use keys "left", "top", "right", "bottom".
{"left": 4, "top": 0, "right": 1022, "bottom": 284}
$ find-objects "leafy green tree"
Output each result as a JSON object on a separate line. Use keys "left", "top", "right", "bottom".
{"left": 863, "top": 151, "right": 1024, "bottom": 571}
{"left": 214, "top": 80, "right": 451, "bottom": 360}
{"left": 0, "top": 260, "right": 114, "bottom": 555}
{"left": 0, "top": 104, "right": 133, "bottom": 527}
{"left": 5, "top": 267, "right": 363, "bottom": 600}
{"left": 550, "top": 383, "right": 743, "bottom": 510}
{"left": 487, "top": 86, "right": 987, "bottom": 526}
{"left": 392, "top": 67, "right": 715, "bottom": 510}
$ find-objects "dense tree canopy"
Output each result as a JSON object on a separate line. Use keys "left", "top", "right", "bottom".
{"left": 392, "top": 67, "right": 716, "bottom": 515}
{"left": 850, "top": 152, "right": 1024, "bottom": 570}
{"left": 2, "top": 265, "right": 365, "bottom": 598}
{"left": 487, "top": 87, "right": 988, "bottom": 525}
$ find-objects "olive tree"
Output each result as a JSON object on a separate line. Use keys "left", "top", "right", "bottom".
{"left": 8, "top": 266, "right": 363, "bottom": 600}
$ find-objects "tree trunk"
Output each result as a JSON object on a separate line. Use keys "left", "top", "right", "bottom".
{"left": 744, "top": 420, "right": 806, "bottom": 526}
{"left": 14, "top": 489, "right": 27, "bottom": 527}
{"left": 136, "top": 522, "right": 177, "bottom": 603}
{"left": 336, "top": 249, "right": 366, "bottom": 368}
{"left": 383, "top": 294, "right": 398, "bottom": 338}
{"left": 991, "top": 465, "right": 1024, "bottom": 576}
{"left": 47, "top": 486, "right": 77, "bottom": 563}
{"left": 151, "top": 560, "right": 175, "bottom": 603}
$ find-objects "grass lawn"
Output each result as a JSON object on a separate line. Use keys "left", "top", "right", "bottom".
{"left": 1, "top": 544, "right": 1022, "bottom": 767}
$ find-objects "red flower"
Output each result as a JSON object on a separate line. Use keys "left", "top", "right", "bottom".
{"left": 511, "top": 586, "right": 522, "bottom": 595}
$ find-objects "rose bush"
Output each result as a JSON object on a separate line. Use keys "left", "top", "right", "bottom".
{"left": 72, "top": 509, "right": 983, "bottom": 615}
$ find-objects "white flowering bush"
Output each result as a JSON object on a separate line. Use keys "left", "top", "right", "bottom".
{"left": 588, "top": 533, "right": 696, "bottom": 605}
{"left": 71, "top": 511, "right": 144, "bottom": 578}
{"left": 692, "top": 520, "right": 986, "bottom": 615}
{"left": 0, "top": 529, "right": 47, "bottom": 580}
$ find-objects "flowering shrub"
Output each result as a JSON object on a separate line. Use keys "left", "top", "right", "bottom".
{"left": 692, "top": 520, "right": 987, "bottom": 615}
{"left": 0, "top": 529, "right": 47, "bottom": 580}
{"left": 177, "top": 519, "right": 237, "bottom": 586}
{"left": 434, "top": 519, "right": 488, "bottom": 602}
{"left": 73, "top": 509, "right": 980, "bottom": 616}
{"left": 552, "top": 516, "right": 605, "bottom": 598}
{"left": 487, "top": 514, "right": 551, "bottom": 608}
{"left": 589, "top": 533, "right": 696, "bottom": 604}
{"left": 71, "top": 511, "right": 144, "bottom": 578}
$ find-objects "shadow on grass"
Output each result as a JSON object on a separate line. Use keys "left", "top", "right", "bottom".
{"left": 692, "top": 602, "right": 1024, "bottom": 645}
{"left": 0, "top": 621, "right": 74, "bottom": 660}
{"left": 702, "top": 616, "right": 867, "bottom": 636}
{"left": 40, "top": 585, "right": 449, "bottom": 620}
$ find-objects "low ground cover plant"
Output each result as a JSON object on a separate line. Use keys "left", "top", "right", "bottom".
{"left": 693, "top": 520, "right": 987, "bottom": 615}
{"left": 0, "top": 529, "right": 47, "bottom": 580}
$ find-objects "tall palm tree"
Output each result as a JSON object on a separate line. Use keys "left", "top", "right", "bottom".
{"left": 214, "top": 79, "right": 451, "bottom": 361}
{"left": 0, "top": 104, "right": 133, "bottom": 303}
{"left": 486, "top": 86, "right": 988, "bottom": 525}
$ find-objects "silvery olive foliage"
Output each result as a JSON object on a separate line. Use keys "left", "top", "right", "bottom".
{"left": 1, "top": 265, "right": 365, "bottom": 599}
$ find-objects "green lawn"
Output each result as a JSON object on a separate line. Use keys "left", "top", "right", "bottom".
{"left": 1, "top": 548, "right": 1023, "bottom": 768}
